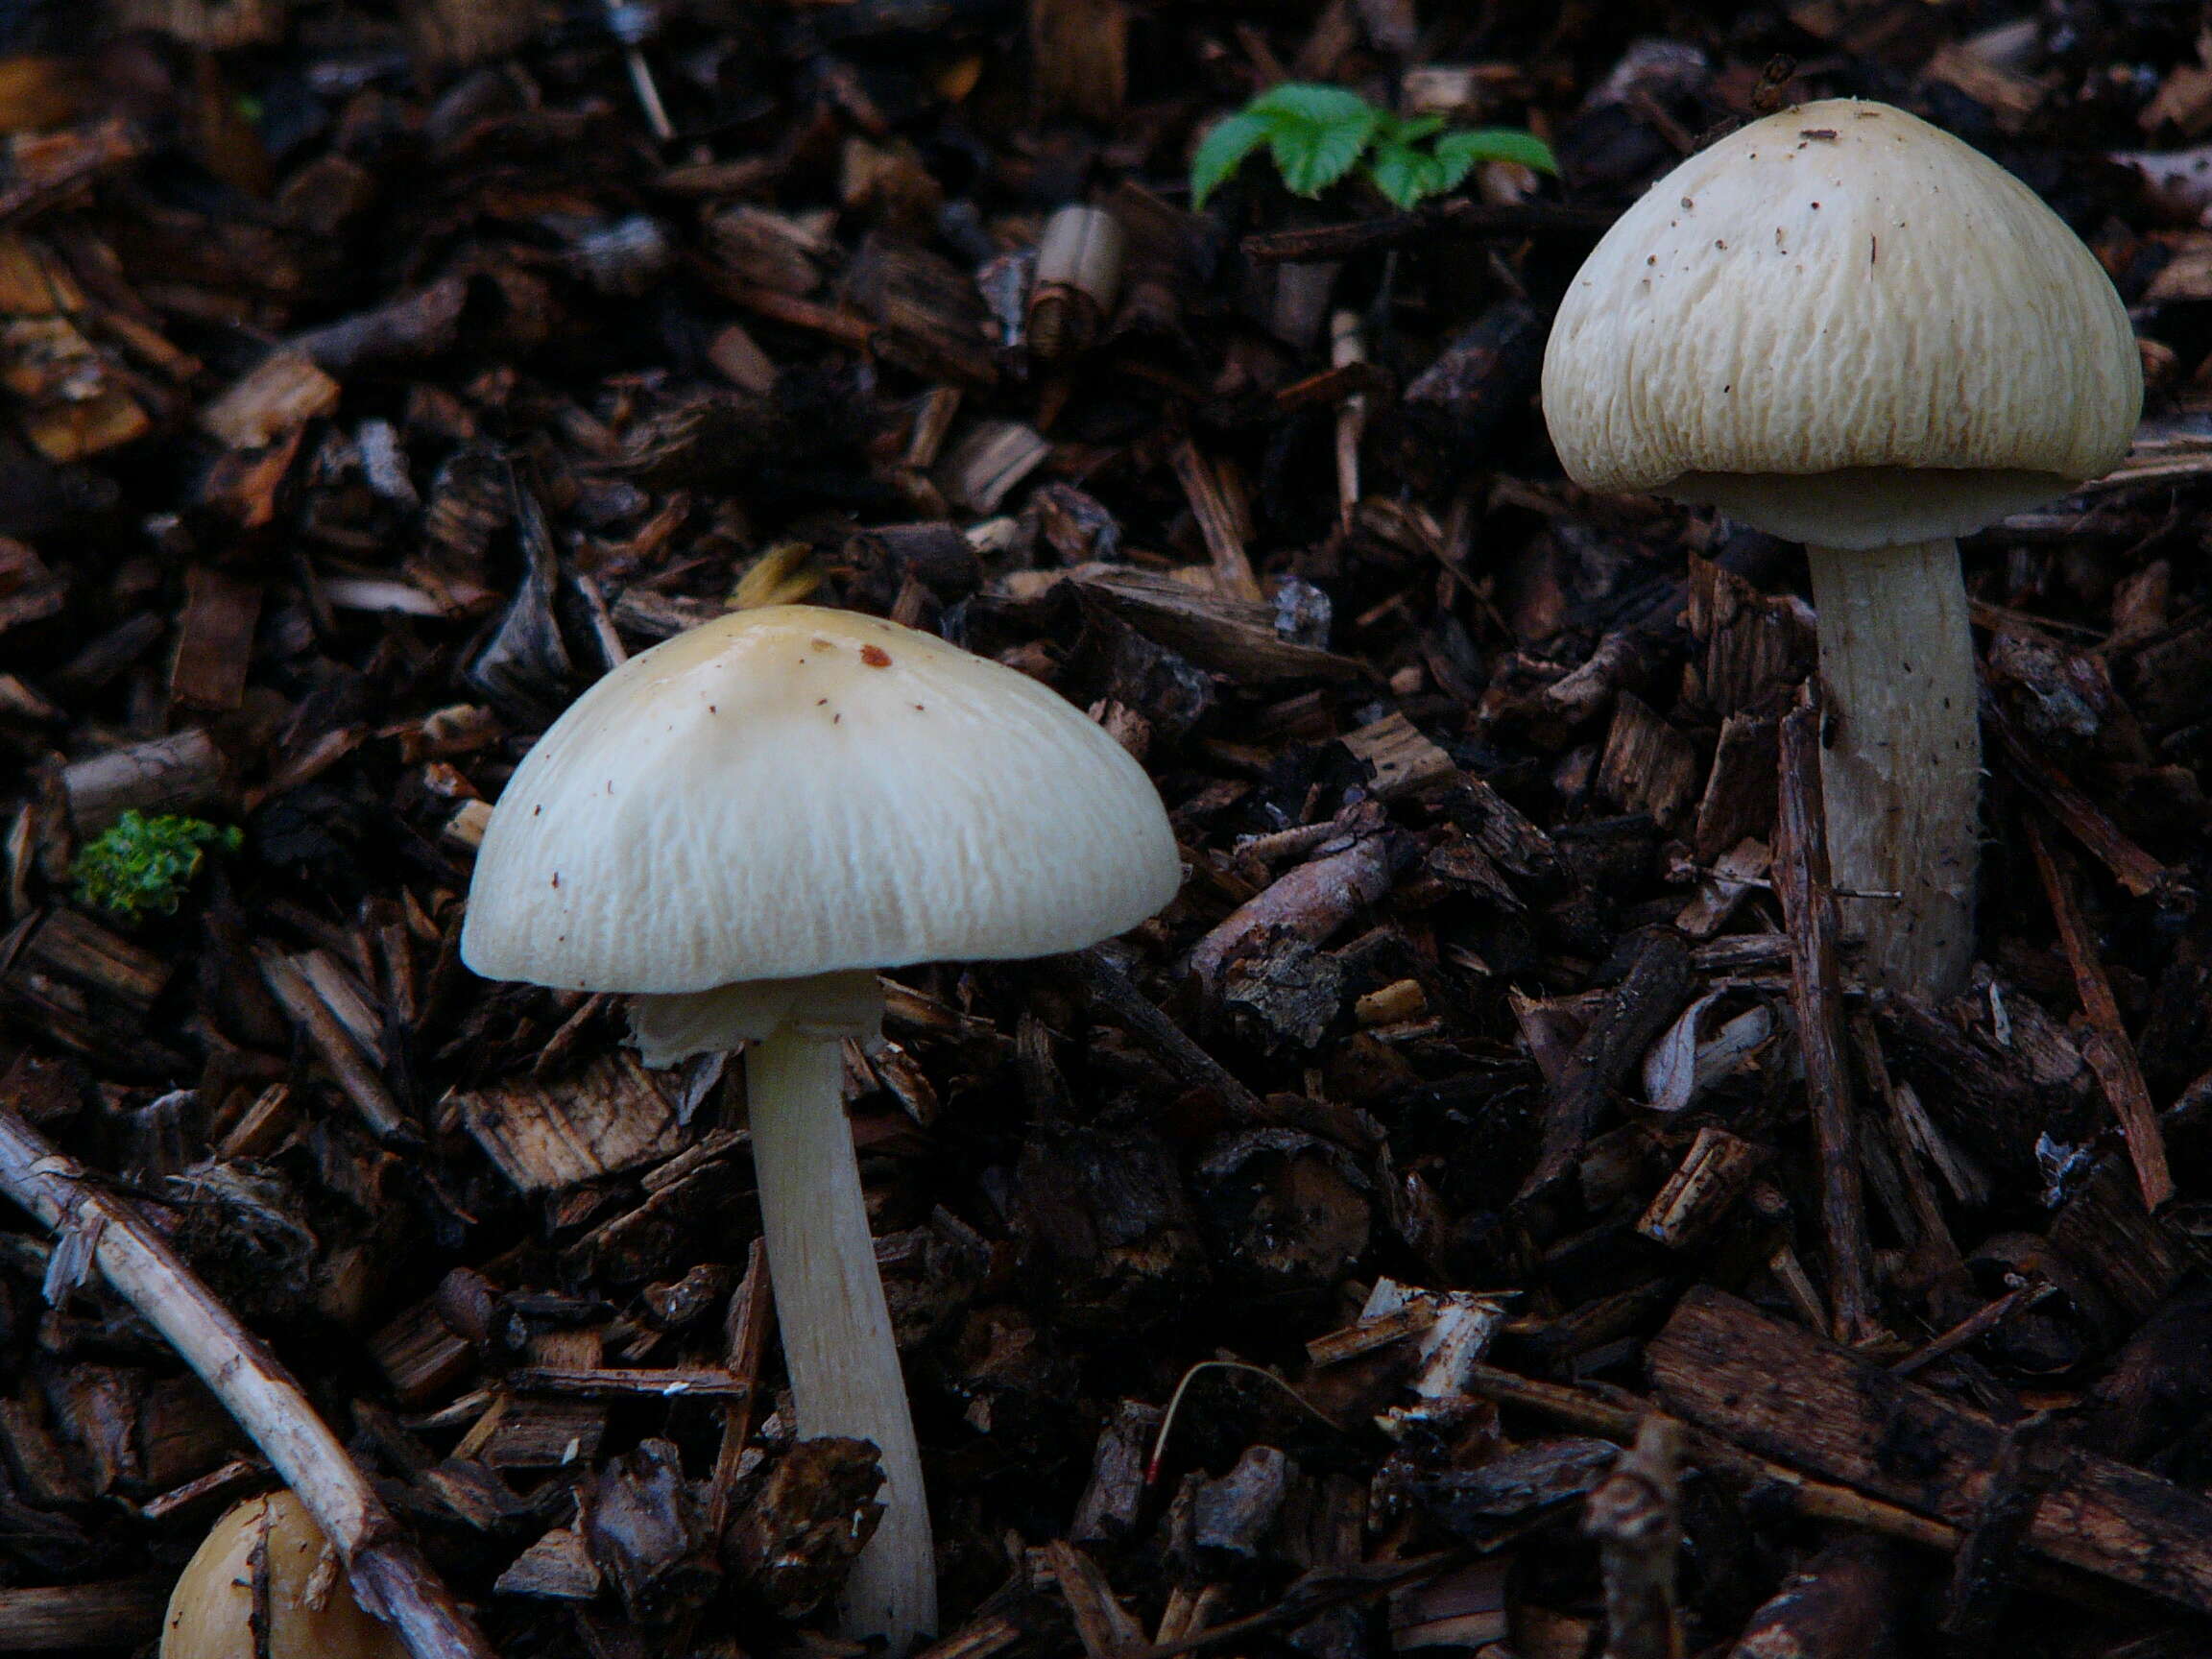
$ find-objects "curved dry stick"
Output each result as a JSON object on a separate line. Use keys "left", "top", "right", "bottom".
{"left": 0, "top": 1103, "right": 496, "bottom": 1659}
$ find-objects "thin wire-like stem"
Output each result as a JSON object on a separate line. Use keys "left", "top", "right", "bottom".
{"left": 1144, "top": 1360, "right": 1343, "bottom": 1486}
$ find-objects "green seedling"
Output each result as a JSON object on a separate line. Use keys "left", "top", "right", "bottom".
{"left": 1191, "top": 83, "right": 1557, "bottom": 211}
{"left": 71, "top": 810, "right": 241, "bottom": 920}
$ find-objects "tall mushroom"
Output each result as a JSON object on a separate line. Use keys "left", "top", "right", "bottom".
{"left": 461, "top": 605, "right": 1181, "bottom": 1651}
{"left": 1542, "top": 98, "right": 2140, "bottom": 1000}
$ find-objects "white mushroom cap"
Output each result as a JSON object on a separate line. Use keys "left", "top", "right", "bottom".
{"left": 462, "top": 606, "right": 1181, "bottom": 992}
{"left": 1541, "top": 98, "right": 2141, "bottom": 549}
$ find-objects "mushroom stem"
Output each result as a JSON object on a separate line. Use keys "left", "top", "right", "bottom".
{"left": 748, "top": 1012, "right": 937, "bottom": 1654}
{"left": 1803, "top": 539, "right": 1980, "bottom": 1002}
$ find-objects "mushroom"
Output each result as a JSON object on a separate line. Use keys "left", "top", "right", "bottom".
{"left": 163, "top": 1490, "right": 405, "bottom": 1659}
{"left": 461, "top": 605, "right": 1181, "bottom": 1650}
{"left": 1542, "top": 98, "right": 2140, "bottom": 1000}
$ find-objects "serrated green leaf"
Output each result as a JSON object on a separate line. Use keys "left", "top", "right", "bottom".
{"left": 1269, "top": 104, "right": 1379, "bottom": 196}
{"left": 1374, "top": 111, "right": 1447, "bottom": 146}
{"left": 1245, "top": 83, "right": 1378, "bottom": 131}
{"left": 1432, "top": 128, "right": 1560, "bottom": 178}
{"left": 1368, "top": 140, "right": 1447, "bottom": 208}
{"left": 1190, "top": 111, "right": 1276, "bottom": 208}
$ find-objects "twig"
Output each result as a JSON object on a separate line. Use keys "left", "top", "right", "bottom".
{"left": 0, "top": 1103, "right": 496, "bottom": 1659}
{"left": 1938, "top": 1414, "right": 2066, "bottom": 1655}
{"left": 1774, "top": 700, "right": 1879, "bottom": 1343}
{"left": 1987, "top": 703, "right": 2170, "bottom": 900}
{"left": 1889, "top": 1282, "right": 2057, "bottom": 1378}
{"left": 1584, "top": 1416, "right": 1684, "bottom": 1659}
{"left": 704, "top": 1236, "right": 771, "bottom": 1541}
{"left": 1516, "top": 929, "right": 1692, "bottom": 1203}
{"left": 1455, "top": 1362, "right": 1959, "bottom": 1553}
{"left": 2026, "top": 815, "right": 2175, "bottom": 1210}
{"left": 1060, "top": 948, "right": 1266, "bottom": 1119}
{"left": 1241, "top": 199, "right": 1615, "bottom": 266}
{"left": 1167, "top": 437, "right": 1262, "bottom": 601}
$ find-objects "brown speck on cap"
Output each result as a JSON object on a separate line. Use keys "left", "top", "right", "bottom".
{"left": 861, "top": 644, "right": 893, "bottom": 668}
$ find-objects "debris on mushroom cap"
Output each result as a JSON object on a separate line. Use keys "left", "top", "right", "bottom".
{"left": 1541, "top": 98, "right": 2142, "bottom": 548}
{"left": 461, "top": 605, "right": 1183, "bottom": 994}
{"left": 161, "top": 1490, "right": 406, "bottom": 1659}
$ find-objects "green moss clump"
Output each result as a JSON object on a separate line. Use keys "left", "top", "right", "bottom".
{"left": 70, "top": 811, "right": 242, "bottom": 919}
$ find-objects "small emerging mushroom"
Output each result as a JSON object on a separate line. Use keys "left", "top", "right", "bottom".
{"left": 462, "top": 605, "right": 1181, "bottom": 1651}
{"left": 162, "top": 1490, "right": 404, "bottom": 1659}
{"left": 1542, "top": 98, "right": 2141, "bottom": 1000}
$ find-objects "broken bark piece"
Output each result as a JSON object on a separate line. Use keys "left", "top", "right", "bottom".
{"left": 2026, "top": 818, "right": 2174, "bottom": 1211}
{"left": 448, "top": 1049, "right": 683, "bottom": 1192}
{"left": 1072, "top": 1399, "right": 1163, "bottom": 1544}
{"left": 1938, "top": 1413, "right": 2066, "bottom": 1652}
{"left": 257, "top": 948, "right": 413, "bottom": 1145}
{"left": 61, "top": 730, "right": 227, "bottom": 833}
{"left": 1647, "top": 1286, "right": 2212, "bottom": 1614}
{"left": 0, "top": 536, "right": 66, "bottom": 637}
{"left": 1597, "top": 691, "right": 1699, "bottom": 830}
{"left": 1029, "top": 0, "right": 1128, "bottom": 124}
{"left": 942, "top": 420, "right": 1050, "bottom": 515}
{"left": 1060, "top": 948, "right": 1264, "bottom": 1119}
{"left": 1773, "top": 702, "right": 1877, "bottom": 1343}
{"left": 998, "top": 564, "right": 1365, "bottom": 682}
{"left": 1341, "top": 712, "right": 1455, "bottom": 800}
{"left": 1693, "top": 713, "right": 1779, "bottom": 863}
{"left": 0, "top": 1576, "right": 169, "bottom": 1652}
{"left": 1637, "top": 1127, "right": 1767, "bottom": 1250}
{"left": 1169, "top": 440, "right": 1262, "bottom": 603}
{"left": 726, "top": 1437, "right": 885, "bottom": 1620}
{"left": 847, "top": 233, "right": 997, "bottom": 386}
{"left": 1518, "top": 929, "right": 1693, "bottom": 1203}
{"left": 20, "top": 908, "right": 170, "bottom": 1008}
{"left": 494, "top": 1527, "right": 602, "bottom": 1601}
{"left": 1388, "top": 1558, "right": 1507, "bottom": 1651}
{"left": 200, "top": 350, "right": 341, "bottom": 450}
{"left": 290, "top": 278, "right": 468, "bottom": 375}
{"left": 1045, "top": 1539, "right": 1145, "bottom": 1659}
{"left": 1399, "top": 301, "right": 1548, "bottom": 465}
{"left": 1987, "top": 703, "right": 2170, "bottom": 901}
{"left": 1687, "top": 557, "right": 1815, "bottom": 719}
{"left": 168, "top": 566, "right": 262, "bottom": 716}
{"left": 1723, "top": 1538, "right": 1904, "bottom": 1659}
{"left": 368, "top": 1296, "right": 475, "bottom": 1408}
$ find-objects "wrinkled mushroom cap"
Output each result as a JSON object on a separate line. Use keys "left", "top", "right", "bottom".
{"left": 162, "top": 1491, "right": 405, "bottom": 1659}
{"left": 462, "top": 606, "right": 1182, "bottom": 993}
{"left": 1541, "top": 98, "right": 2141, "bottom": 548}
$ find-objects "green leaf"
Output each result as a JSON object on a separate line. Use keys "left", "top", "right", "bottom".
{"left": 1268, "top": 102, "right": 1379, "bottom": 196}
{"left": 70, "top": 810, "right": 239, "bottom": 920}
{"left": 1368, "top": 140, "right": 1446, "bottom": 208}
{"left": 1432, "top": 128, "right": 1560, "bottom": 179}
{"left": 1244, "top": 83, "right": 1378, "bottom": 131}
{"left": 1374, "top": 111, "right": 1447, "bottom": 147}
{"left": 1190, "top": 111, "right": 1276, "bottom": 208}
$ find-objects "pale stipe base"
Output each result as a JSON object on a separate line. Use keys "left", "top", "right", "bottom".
{"left": 1806, "top": 539, "right": 1980, "bottom": 1003}
{"left": 748, "top": 1013, "right": 938, "bottom": 1654}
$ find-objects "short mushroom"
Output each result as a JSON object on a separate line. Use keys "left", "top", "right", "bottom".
{"left": 1542, "top": 98, "right": 2140, "bottom": 1000}
{"left": 163, "top": 1490, "right": 405, "bottom": 1659}
{"left": 461, "top": 605, "right": 1181, "bottom": 1651}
